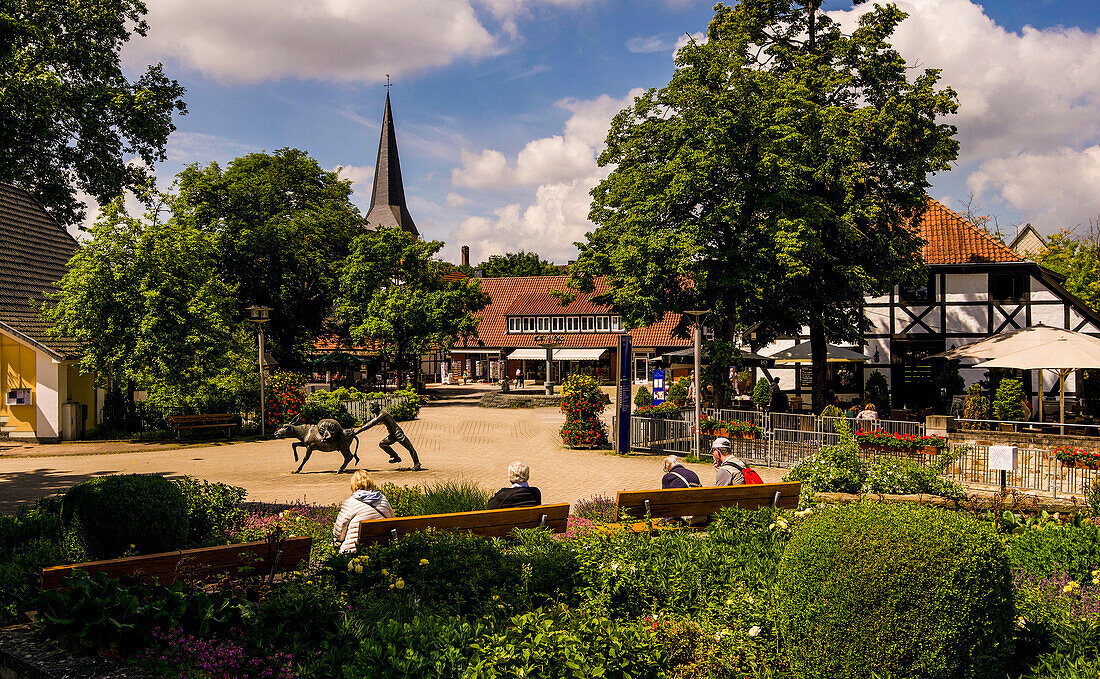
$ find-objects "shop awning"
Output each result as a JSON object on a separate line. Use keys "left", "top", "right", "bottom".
{"left": 507, "top": 348, "right": 608, "bottom": 361}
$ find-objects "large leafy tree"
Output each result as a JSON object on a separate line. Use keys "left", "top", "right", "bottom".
{"left": 43, "top": 197, "right": 252, "bottom": 412}
{"left": 1037, "top": 227, "right": 1100, "bottom": 312}
{"left": 572, "top": 0, "right": 958, "bottom": 411}
{"left": 476, "top": 250, "right": 561, "bottom": 277}
{"left": 0, "top": 0, "right": 186, "bottom": 224}
{"left": 337, "top": 227, "right": 490, "bottom": 386}
{"left": 173, "top": 149, "right": 364, "bottom": 367}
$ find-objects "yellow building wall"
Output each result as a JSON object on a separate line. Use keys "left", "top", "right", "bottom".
{"left": 66, "top": 365, "right": 98, "bottom": 432}
{"left": 1, "top": 335, "right": 37, "bottom": 433}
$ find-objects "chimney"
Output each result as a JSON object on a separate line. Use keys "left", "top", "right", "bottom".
{"left": 461, "top": 246, "right": 470, "bottom": 267}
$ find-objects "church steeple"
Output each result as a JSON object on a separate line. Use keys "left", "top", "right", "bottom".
{"left": 365, "top": 91, "right": 418, "bottom": 236}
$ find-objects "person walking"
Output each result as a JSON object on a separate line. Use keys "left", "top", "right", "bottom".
{"left": 515, "top": 367, "right": 524, "bottom": 388}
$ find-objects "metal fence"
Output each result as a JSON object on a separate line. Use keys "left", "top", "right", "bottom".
{"left": 341, "top": 395, "right": 411, "bottom": 422}
{"left": 630, "top": 409, "right": 1094, "bottom": 499}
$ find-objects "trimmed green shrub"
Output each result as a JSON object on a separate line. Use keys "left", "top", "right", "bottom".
{"left": 865, "top": 371, "right": 891, "bottom": 414}
{"left": 820, "top": 404, "right": 844, "bottom": 418}
{"left": 387, "top": 389, "right": 421, "bottom": 421}
{"left": 172, "top": 476, "right": 247, "bottom": 547}
{"left": 634, "top": 385, "right": 653, "bottom": 407}
{"left": 784, "top": 421, "right": 864, "bottom": 494}
{"left": 301, "top": 391, "right": 356, "bottom": 427}
{"left": 0, "top": 496, "right": 67, "bottom": 623}
{"left": 993, "top": 377, "right": 1026, "bottom": 421}
{"left": 751, "top": 379, "right": 770, "bottom": 407}
{"left": 62, "top": 474, "right": 188, "bottom": 560}
{"left": 407, "top": 479, "right": 489, "bottom": 516}
{"left": 669, "top": 377, "right": 691, "bottom": 405}
{"left": 776, "top": 502, "right": 1014, "bottom": 679}
{"left": 963, "top": 383, "right": 987, "bottom": 421}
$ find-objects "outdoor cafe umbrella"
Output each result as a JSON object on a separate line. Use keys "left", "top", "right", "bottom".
{"left": 972, "top": 334, "right": 1100, "bottom": 427}
{"left": 766, "top": 343, "right": 870, "bottom": 364}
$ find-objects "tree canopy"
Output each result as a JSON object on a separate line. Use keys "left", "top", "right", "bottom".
{"left": 1037, "top": 226, "right": 1100, "bottom": 313}
{"left": 475, "top": 250, "right": 561, "bottom": 277}
{"left": 571, "top": 0, "right": 958, "bottom": 410}
{"left": 337, "top": 227, "right": 490, "bottom": 385}
{"left": 0, "top": 0, "right": 186, "bottom": 224}
{"left": 173, "top": 149, "right": 364, "bottom": 367}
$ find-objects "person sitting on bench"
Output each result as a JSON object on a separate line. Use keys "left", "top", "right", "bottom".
{"left": 487, "top": 461, "right": 542, "bottom": 509}
{"left": 333, "top": 470, "right": 394, "bottom": 554}
{"left": 661, "top": 455, "right": 700, "bottom": 488}
{"left": 712, "top": 437, "right": 748, "bottom": 487}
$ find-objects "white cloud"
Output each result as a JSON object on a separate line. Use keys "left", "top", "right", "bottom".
{"left": 165, "top": 131, "right": 254, "bottom": 165}
{"left": 626, "top": 34, "right": 677, "bottom": 54}
{"left": 448, "top": 89, "right": 643, "bottom": 262}
{"left": 334, "top": 164, "right": 375, "bottom": 209}
{"left": 445, "top": 192, "right": 468, "bottom": 207}
{"left": 968, "top": 147, "right": 1100, "bottom": 229}
{"left": 673, "top": 31, "right": 706, "bottom": 53}
{"left": 126, "top": 0, "right": 501, "bottom": 84}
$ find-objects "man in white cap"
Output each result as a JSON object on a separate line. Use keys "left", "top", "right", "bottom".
{"left": 712, "top": 437, "right": 748, "bottom": 486}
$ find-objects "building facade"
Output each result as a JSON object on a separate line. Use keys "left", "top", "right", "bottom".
{"left": 0, "top": 183, "right": 97, "bottom": 441}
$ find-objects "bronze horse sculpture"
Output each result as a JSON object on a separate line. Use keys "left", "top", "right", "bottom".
{"left": 274, "top": 417, "right": 372, "bottom": 473}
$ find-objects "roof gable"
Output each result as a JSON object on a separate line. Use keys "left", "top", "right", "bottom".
{"left": 917, "top": 198, "right": 1022, "bottom": 265}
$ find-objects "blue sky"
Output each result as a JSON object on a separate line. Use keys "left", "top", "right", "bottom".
{"left": 115, "top": 0, "right": 1100, "bottom": 263}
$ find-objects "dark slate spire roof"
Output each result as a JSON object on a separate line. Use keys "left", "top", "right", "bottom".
{"left": 365, "top": 93, "right": 419, "bottom": 236}
{"left": 0, "top": 182, "right": 81, "bottom": 359}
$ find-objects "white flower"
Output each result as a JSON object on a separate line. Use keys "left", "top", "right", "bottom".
{"left": 748, "top": 626, "right": 761, "bottom": 637}
{"left": 610, "top": 561, "right": 619, "bottom": 572}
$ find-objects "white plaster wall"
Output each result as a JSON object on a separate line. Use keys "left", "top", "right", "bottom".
{"left": 866, "top": 293, "right": 890, "bottom": 305}
{"left": 864, "top": 307, "right": 889, "bottom": 334}
{"left": 993, "top": 305, "right": 1027, "bottom": 331}
{"left": 945, "top": 273, "right": 987, "bottom": 302}
{"left": 893, "top": 305, "right": 941, "bottom": 334}
{"left": 946, "top": 305, "right": 988, "bottom": 333}
{"left": 1030, "top": 304, "right": 1065, "bottom": 328}
{"left": 35, "top": 352, "right": 60, "bottom": 440}
{"left": 1070, "top": 309, "right": 1100, "bottom": 333}
{"left": 1030, "top": 276, "right": 1059, "bottom": 301}
{"left": 865, "top": 337, "right": 890, "bottom": 364}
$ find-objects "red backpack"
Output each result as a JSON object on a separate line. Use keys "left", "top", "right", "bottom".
{"left": 724, "top": 460, "right": 763, "bottom": 485}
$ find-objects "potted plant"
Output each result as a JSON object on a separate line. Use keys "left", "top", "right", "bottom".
{"left": 1055, "top": 446, "right": 1100, "bottom": 470}
{"left": 992, "top": 378, "right": 1025, "bottom": 431}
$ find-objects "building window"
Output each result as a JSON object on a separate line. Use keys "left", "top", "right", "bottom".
{"left": 581, "top": 316, "right": 595, "bottom": 331}
{"left": 990, "top": 272, "right": 1027, "bottom": 302}
{"left": 552, "top": 317, "right": 565, "bottom": 332}
{"left": 899, "top": 273, "right": 935, "bottom": 303}
{"left": 523, "top": 317, "right": 534, "bottom": 332}
{"left": 596, "top": 316, "right": 610, "bottom": 331}
{"left": 507, "top": 317, "right": 520, "bottom": 333}
{"left": 567, "top": 316, "right": 579, "bottom": 332}
{"left": 538, "top": 317, "right": 550, "bottom": 332}
{"left": 610, "top": 315, "right": 622, "bottom": 331}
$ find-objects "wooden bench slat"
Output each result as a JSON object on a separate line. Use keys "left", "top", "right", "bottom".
{"left": 40, "top": 537, "right": 312, "bottom": 590}
{"left": 616, "top": 482, "right": 802, "bottom": 519}
{"left": 357, "top": 503, "right": 570, "bottom": 547}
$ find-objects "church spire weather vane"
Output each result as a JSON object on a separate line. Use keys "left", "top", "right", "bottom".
{"left": 385, "top": 74, "right": 393, "bottom": 90}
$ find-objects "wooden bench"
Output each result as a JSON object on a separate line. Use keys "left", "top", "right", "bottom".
{"left": 357, "top": 503, "right": 570, "bottom": 548}
{"left": 615, "top": 481, "right": 801, "bottom": 523}
{"left": 167, "top": 413, "right": 237, "bottom": 440}
{"left": 41, "top": 536, "right": 313, "bottom": 590}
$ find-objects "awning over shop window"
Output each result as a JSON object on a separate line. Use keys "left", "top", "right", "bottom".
{"left": 507, "top": 348, "right": 608, "bottom": 361}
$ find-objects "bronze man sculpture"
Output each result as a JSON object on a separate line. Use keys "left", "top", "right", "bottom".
{"left": 362, "top": 403, "right": 422, "bottom": 471}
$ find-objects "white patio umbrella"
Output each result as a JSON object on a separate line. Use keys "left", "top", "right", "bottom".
{"left": 972, "top": 334, "right": 1100, "bottom": 427}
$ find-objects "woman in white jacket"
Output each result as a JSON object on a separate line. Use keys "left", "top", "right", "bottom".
{"left": 332, "top": 470, "right": 394, "bottom": 554}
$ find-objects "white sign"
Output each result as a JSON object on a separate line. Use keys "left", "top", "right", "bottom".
{"left": 989, "top": 445, "right": 1017, "bottom": 472}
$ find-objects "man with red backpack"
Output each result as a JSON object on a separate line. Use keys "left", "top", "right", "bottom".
{"left": 712, "top": 437, "right": 763, "bottom": 486}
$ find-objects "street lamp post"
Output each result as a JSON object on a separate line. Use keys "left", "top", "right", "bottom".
{"left": 683, "top": 310, "right": 710, "bottom": 461}
{"left": 534, "top": 334, "right": 565, "bottom": 396}
{"left": 247, "top": 306, "right": 273, "bottom": 436}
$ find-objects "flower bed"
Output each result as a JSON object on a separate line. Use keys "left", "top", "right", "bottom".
{"left": 1054, "top": 446, "right": 1100, "bottom": 469}
{"left": 854, "top": 430, "right": 947, "bottom": 454}
{"left": 633, "top": 402, "right": 685, "bottom": 419}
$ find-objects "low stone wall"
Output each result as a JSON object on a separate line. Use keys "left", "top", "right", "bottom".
{"left": 951, "top": 428, "right": 1098, "bottom": 450}
{"left": 479, "top": 392, "right": 562, "bottom": 408}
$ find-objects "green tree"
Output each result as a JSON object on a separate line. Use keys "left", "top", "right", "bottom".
{"left": 571, "top": 0, "right": 958, "bottom": 412}
{"left": 42, "top": 197, "right": 253, "bottom": 413}
{"left": 1036, "top": 227, "right": 1100, "bottom": 312}
{"left": 173, "top": 149, "right": 364, "bottom": 366}
{"left": 337, "top": 227, "right": 490, "bottom": 387}
{"left": 476, "top": 251, "right": 560, "bottom": 277}
{"left": 0, "top": 0, "right": 186, "bottom": 224}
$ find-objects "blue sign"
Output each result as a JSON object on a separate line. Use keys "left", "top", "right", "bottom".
{"left": 616, "top": 334, "right": 632, "bottom": 455}
{"left": 652, "top": 368, "right": 666, "bottom": 405}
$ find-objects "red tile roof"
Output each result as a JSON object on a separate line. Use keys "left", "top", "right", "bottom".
{"left": 465, "top": 276, "right": 691, "bottom": 349}
{"left": 917, "top": 198, "right": 1022, "bottom": 264}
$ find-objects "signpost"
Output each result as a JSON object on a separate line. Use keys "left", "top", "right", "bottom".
{"left": 989, "top": 445, "right": 1017, "bottom": 494}
{"left": 652, "top": 368, "right": 666, "bottom": 405}
{"left": 616, "top": 334, "right": 632, "bottom": 455}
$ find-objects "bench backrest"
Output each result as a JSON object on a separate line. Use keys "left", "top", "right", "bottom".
{"left": 168, "top": 414, "right": 235, "bottom": 424}
{"left": 40, "top": 537, "right": 313, "bottom": 590}
{"left": 615, "top": 482, "right": 801, "bottom": 520}
{"left": 357, "top": 503, "right": 570, "bottom": 547}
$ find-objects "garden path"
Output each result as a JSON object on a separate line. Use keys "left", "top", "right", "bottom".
{"left": 0, "top": 385, "right": 785, "bottom": 513}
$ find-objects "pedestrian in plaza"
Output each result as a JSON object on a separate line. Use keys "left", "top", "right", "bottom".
{"left": 661, "top": 455, "right": 701, "bottom": 489}
{"left": 712, "top": 437, "right": 751, "bottom": 486}
{"left": 856, "top": 403, "right": 879, "bottom": 424}
{"left": 332, "top": 470, "right": 394, "bottom": 554}
{"left": 515, "top": 367, "right": 524, "bottom": 388}
{"left": 487, "top": 461, "right": 542, "bottom": 509}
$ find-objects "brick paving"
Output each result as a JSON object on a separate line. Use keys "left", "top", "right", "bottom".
{"left": 0, "top": 384, "right": 785, "bottom": 513}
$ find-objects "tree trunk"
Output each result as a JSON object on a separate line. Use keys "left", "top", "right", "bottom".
{"left": 809, "top": 319, "right": 828, "bottom": 414}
